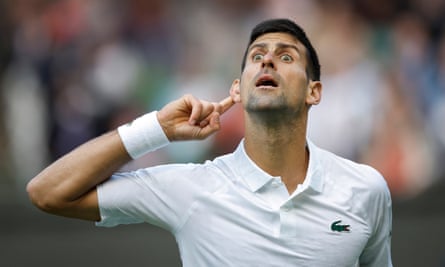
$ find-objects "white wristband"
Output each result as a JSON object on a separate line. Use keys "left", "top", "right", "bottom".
{"left": 117, "top": 111, "right": 170, "bottom": 159}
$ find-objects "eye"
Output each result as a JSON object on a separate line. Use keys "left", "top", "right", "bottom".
{"left": 280, "top": 54, "right": 293, "bottom": 62}
{"left": 252, "top": 53, "right": 264, "bottom": 62}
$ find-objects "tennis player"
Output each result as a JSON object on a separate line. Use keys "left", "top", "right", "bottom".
{"left": 27, "top": 18, "right": 392, "bottom": 266}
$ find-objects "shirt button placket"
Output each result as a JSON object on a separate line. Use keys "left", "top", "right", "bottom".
{"left": 280, "top": 203, "right": 297, "bottom": 237}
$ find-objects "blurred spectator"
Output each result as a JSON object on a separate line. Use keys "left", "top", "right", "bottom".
{"left": 429, "top": 33, "right": 445, "bottom": 175}
{"left": 349, "top": 10, "right": 439, "bottom": 198}
{"left": 2, "top": 0, "right": 51, "bottom": 184}
{"left": 0, "top": 0, "right": 444, "bottom": 199}
{"left": 307, "top": 1, "right": 381, "bottom": 161}
{"left": 362, "top": 72, "right": 437, "bottom": 198}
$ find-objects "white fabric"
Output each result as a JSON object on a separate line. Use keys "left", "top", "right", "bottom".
{"left": 117, "top": 111, "right": 170, "bottom": 159}
{"left": 98, "top": 131, "right": 392, "bottom": 266}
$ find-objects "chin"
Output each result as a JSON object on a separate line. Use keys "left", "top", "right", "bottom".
{"left": 245, "top": 96, "right": 287, "bottom": 111}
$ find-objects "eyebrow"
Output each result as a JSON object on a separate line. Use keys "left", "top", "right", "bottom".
{"left": 248, "top": 42, "right": 301, "bottom": 55}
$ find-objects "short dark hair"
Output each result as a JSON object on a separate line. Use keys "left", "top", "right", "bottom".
{"left": 241, "top": 18, "right": 321, "bottom": 81}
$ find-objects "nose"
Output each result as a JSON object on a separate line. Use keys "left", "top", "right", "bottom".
{"left": 262, "top": 52, "right": 275, "bottom": 69}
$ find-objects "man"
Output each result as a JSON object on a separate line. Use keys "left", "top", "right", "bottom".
{"left": 27, "top": 18, "right": 392, "bottom": 266}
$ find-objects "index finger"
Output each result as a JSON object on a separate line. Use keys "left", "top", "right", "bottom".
{"left": 219, "top": 96, "right": 235, "bottom": 114}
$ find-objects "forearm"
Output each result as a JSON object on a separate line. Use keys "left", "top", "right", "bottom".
{"left": 27, "top": 130, "right": 131, "bottom": 216}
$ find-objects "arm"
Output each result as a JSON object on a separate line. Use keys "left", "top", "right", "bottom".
{"left": 359, "top": 170, "right": 393, "bottom": 266}
{"left": 26, "top": 94, "right": 235, "bottom": 221}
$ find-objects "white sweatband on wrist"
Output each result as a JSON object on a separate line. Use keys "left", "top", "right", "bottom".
{"left": 117, "top": 111, "right": 170, "bottom": 159}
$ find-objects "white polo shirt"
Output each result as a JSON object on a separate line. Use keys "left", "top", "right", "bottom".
{"left": 97, "top": 139, "right": 392, "bottom": 267}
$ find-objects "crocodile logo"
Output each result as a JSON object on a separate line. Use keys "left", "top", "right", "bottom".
{"left": 331, "top": 220, "right": 350, "bottom": 232}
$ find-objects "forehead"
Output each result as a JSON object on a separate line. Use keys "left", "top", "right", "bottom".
{"left": 250, "top": 32, "right": 305, "bottom": 51}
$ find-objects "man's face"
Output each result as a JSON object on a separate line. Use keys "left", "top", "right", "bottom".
{"left": 239, "top": 32, "right": 312, "bottom": 116}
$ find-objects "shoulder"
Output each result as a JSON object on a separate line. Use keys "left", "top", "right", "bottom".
{"left": 316, "top": 147, "right": 392, "bottom": 226}
{"left": 315, "top": 146, "right": 391, "bottom": 205}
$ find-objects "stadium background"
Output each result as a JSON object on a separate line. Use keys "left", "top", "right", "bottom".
{"left": 0, "top": 0, "right": 444, "bottom": 266}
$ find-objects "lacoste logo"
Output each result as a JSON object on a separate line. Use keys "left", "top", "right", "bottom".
{"left": 331, "top": 220, "right": 350, "bottom": 232}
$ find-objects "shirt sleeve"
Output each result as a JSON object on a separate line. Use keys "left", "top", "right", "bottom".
{"left": 359, "top": 169, "right": 393, "bottom": 267}
{"left": 96, "top": 165, "right": 182, "bottom": 230}
{"left": 95, "top": 162, "right": 223, "bottom": 233}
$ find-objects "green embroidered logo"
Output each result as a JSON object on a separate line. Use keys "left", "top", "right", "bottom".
{"left": 331, "top": 220, "right": 350, "bottom": 232}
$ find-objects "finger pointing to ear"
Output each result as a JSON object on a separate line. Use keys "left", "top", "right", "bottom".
{"left": 219, "top": 96, "right": 235, "bottom": 114}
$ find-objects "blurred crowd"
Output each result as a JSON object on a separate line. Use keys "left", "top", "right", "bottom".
{"left": 0, "top": 0, "right": 444, "bottom": 200}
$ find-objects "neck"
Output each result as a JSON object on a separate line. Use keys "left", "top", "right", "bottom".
{"left": 243, "top": 112, "right": 309, "bottom": 194}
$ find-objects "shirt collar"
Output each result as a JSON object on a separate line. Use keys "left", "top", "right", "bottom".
{"left": 232, "top": 140, "right": 277, "bottom": 192}
{"left": 303, "top": 139, "right": 324, "bottom": 193}
{"left": 231, "top": 139, "right": 324, "bottom": 193}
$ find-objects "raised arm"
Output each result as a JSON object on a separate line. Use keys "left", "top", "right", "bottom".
{"left": 26, "top": 94, "right": 235, "bottom": 221}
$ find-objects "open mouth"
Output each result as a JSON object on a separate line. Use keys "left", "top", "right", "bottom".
{"left": 255, "top": 75, "right": 278, "bottom": 88}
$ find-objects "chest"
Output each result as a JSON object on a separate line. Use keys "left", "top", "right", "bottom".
{"left": 176, "top": 185, "right": 370, "bottom": 266}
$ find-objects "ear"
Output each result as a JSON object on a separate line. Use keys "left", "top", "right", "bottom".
{"left": 230, "top": 79, "right": 242, "bottom": 103}
{"left": 306, "top": 81, "right": 322, "bottom": 106}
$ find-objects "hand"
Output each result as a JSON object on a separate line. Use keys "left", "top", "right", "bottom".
{"left": 157, "top": 94, "right": 235, "bottom": 141}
